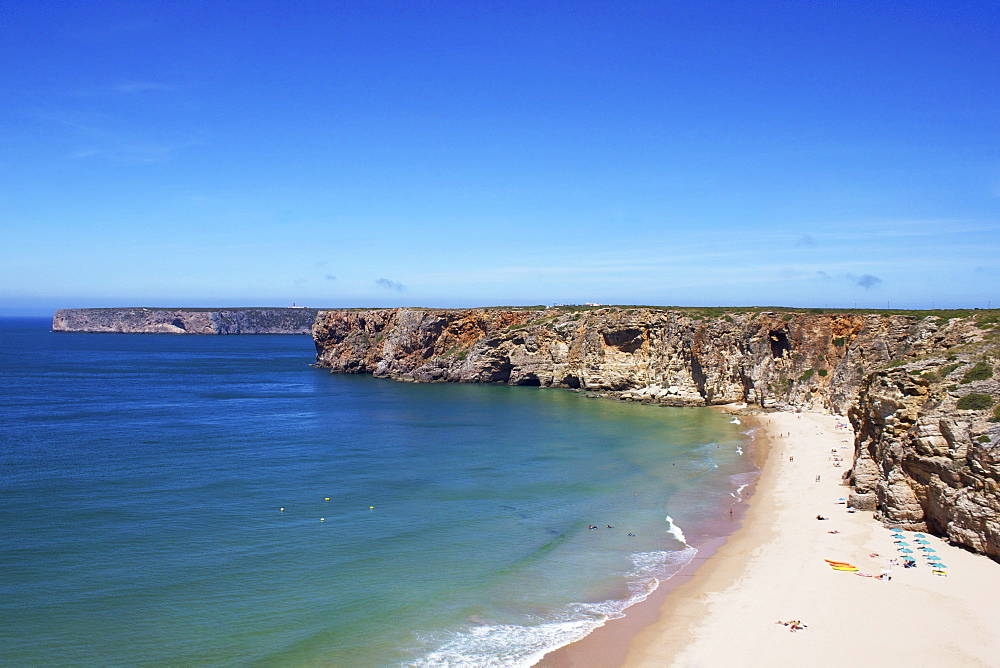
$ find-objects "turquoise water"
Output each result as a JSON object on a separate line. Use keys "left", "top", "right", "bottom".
{"left": 0, "top": 318, "right": 754, "bottom": 666}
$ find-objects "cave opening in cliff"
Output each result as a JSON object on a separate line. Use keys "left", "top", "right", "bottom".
{"left": 769, "top": 330, "right": 792, "bottom": 358}
{"left": 562, "top": 375, "right": 582, "bottom": 389}
{"left": 516, "top": 373, "right": 542, "bottom": 386}
{"left": 489, "top": 362, "right": 513, "bottom": 383}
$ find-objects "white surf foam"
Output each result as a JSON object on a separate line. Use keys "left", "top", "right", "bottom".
{"left": 665, "top": 515, "right": 689, "bottom": 547}
{"left": 408, "top": 548, "right": 698, "bottom": 668}
{"left": 729, "top": 470, "right": 759, "bottom": 503}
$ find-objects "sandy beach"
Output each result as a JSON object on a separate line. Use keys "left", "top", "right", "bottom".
{"left": 616, "top": 411, "right": 1000, "bottom": 667}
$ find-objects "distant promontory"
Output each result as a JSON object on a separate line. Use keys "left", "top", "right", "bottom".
{"left": 52, "top": 307, "right": 318, "bottom": 334}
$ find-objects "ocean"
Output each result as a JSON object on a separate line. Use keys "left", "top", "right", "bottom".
{"left": 0, "top": 318, "right": 756, "bottom": 666}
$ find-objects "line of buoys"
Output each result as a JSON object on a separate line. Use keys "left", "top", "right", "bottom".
{"left": 276, "top": 500, "right": 375, "bottom": 518}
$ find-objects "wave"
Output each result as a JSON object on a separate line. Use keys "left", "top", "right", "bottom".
{"left": 407, "top": 548, "right": 697, "bottom": 668}
{"left": 729, "top": 470, "right": 759, "bottom": 503}
{"left": 664, "top": 515, "right": 689, "bottom": 547}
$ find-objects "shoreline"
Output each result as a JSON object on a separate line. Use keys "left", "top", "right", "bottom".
{"left": 541, "top": 410, "right": 1000, "bottom": 667}
{"left": 537, "top": 410, "right": 768, "bottom": 668}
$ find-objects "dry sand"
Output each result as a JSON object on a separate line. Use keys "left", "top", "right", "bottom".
{"left": 621, "top": 411, "right": 1000, "bottom": 667}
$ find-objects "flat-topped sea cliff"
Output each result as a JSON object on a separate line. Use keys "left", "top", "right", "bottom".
{"left": 53, "top": 307, "right": 318, "bottom": 334}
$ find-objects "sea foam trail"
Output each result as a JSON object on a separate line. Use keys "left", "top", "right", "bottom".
{"left": 729, "top": 471, "right": 759, "bottom": 502}
{"left": 665, "top": 515, "right": 689, "bottom": 547}
{"left": 408, "top": 547, "right": 698, "bottom": 668}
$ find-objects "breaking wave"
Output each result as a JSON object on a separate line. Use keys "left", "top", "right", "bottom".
{"left": 408, "top": 547, "right": 698, "bottom": 667}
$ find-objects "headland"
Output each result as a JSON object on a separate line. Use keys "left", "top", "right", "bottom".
{"left": 52, "top": 307, "right": 318, "bottom": 334}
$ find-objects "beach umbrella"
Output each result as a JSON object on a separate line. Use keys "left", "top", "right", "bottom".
{"left": 898, "top": 548, "right": 913, "bottom": 553}
{"left": 914, "top": 539, "right": 930, "bottom": 544}
{"left": 927, "top": 555, "right": 942, "bottom": 560}
{"left": 920, "top": 547, "right": 937, "bottom": 553}
{"left": 915, "top": 533, "right": 926, "bottom": 538}
{"left": 894, "top": 541, "right": 909, "bottom": 546}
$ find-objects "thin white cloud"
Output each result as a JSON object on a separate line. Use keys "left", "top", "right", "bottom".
{"left": 29, "top": 108, "right": 180, "bottom": 163}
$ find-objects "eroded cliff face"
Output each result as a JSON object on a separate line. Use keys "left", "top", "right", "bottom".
{"left": 53, "top": 308, "right": 318, "bottom": 334}
{"left": 314, "top": 306, "right": 1000, "bottom": 559}
{"left": 848, "top": 360, "right": 1000, "bottom": 560}
{"left": 312, "top": 308, "right": 980, "bottom": 414}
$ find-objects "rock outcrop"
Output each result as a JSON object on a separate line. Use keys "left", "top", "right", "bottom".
{"left": 52, "top": 307, "right": 318, "bottom": 334}
{"left": 848, "top": 358, "right": 1000, "bottom": 560}
{"left": 313, "top": 306, "right": 1000, "bottom": 561}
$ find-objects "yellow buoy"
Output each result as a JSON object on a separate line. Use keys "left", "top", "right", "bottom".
{"left": 320, "top": 518, "right": 325, "bottom": 522}
{"left": 324, "top": 498, "right": 330, "bottom": 501}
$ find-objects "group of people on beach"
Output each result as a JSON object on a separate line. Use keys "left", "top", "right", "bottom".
{"left": 776, "top": 620, "right": 808, "bottom": 632}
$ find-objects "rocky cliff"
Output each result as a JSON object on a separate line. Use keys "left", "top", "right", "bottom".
{"left": 847, "top": 352, "right": 1000, "bottom": 560}
{"left": 312, "top": 307, "right": 983, "bottom": 413}
{"left": 313, "top": 306, "right": 1000, "bottom": 560}
{"left": 53, "top": 308, "right": 318, "bottom": 334}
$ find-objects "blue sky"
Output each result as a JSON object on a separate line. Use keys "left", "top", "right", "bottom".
{"left": 1, "top": 1, "right": 997, "bottom": 315}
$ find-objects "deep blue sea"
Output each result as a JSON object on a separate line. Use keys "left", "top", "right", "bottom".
{"left": 0, "top": 318, "right": 755, "bottom": 666}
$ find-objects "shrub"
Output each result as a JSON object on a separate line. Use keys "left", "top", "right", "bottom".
{"left": 961, "top": 361, "right": 994, "bottom": 384}
{"left": 957, "top": 393, "right": 994, "bottom": 410}
{"left": 978, "top": 435, "right": 991, "bottom": 443}
{"left": 993, "top": 406, "right": 1000, "bottom": 423}
{"left": 818, "top": 369, "right": 829, "bottom": 377}
{"left": 832, "top": 337, "right": 846, "bottom": 347}
{"left": 939, "top": 363, "right": 960, "bottom": 378}
{"left": 782, "top": 314, "right": 794, "bottom": 322}
{"left": 799, "top": 369, "right": 815, "bottom": 381}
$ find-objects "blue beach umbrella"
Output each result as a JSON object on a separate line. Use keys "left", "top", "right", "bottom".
{"left": 927, "top": 555, "right": 942, "bottom": 560}
{"left": 920, "top": 547, "right": 937, "bottom": 553}
{"left": 914, "top": 539, "right": 930, "bottom": 544}
{"left": 898, "top": 548, "right": 913, "bottom": 553}
{"left": 915, "top": 533, "right": 926, "bottom": 538}
{"left": 894, "top": 541, "right": 910, "bottom": 546}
